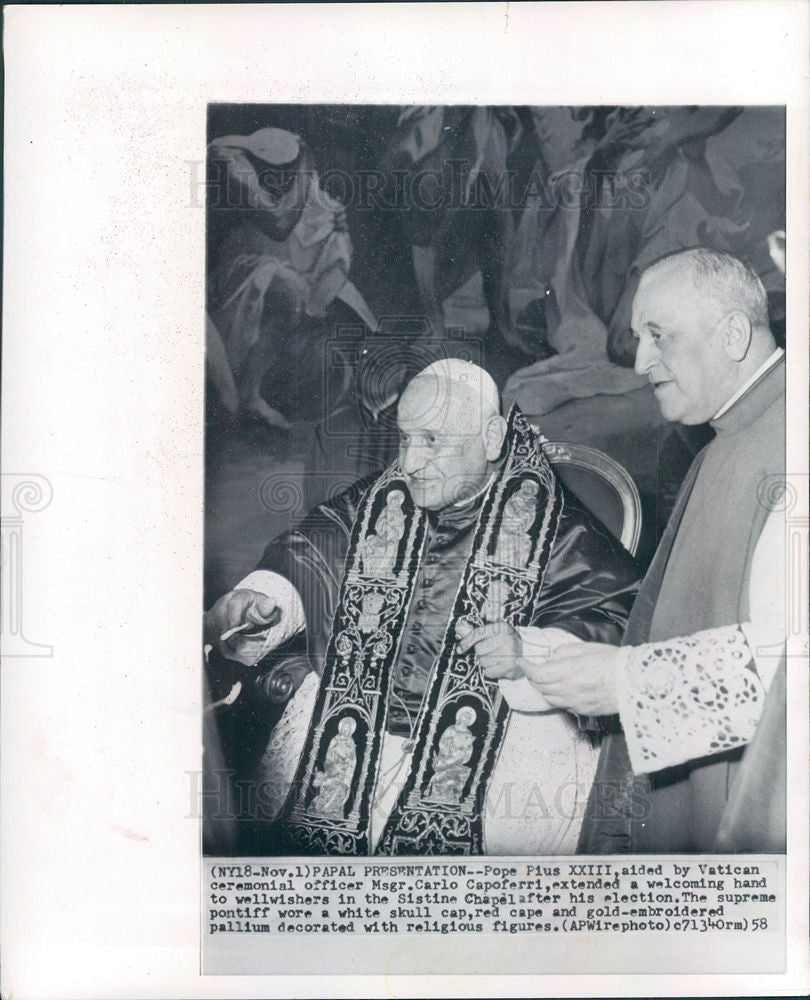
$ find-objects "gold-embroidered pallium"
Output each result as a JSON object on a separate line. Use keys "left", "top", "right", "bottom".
{"left": 275, "top": 406, "right": 563, "bottom": 854}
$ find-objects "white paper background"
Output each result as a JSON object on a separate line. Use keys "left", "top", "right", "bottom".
{"left": 2, "top": 2, "right": 808, "bottom": 997}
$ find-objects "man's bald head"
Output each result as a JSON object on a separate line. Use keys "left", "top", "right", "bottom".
{"left": 397, "top": 361, "right": 506, "bottom": 510}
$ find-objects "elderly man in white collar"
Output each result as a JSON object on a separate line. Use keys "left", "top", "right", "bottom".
{"left": 205, "top": 359, "right": 639, "bottom": 855}
{"left": 487, "top": 248, "right": 787, "bottom": 854}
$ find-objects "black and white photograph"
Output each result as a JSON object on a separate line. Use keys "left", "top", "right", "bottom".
{"left": 202, "top": 102, "right": 787, "bottom": 859}
{"left": 2, "top": 3, "right": 808, "bottom": 997}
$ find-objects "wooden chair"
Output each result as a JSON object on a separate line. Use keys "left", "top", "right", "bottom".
{"left": 542, "top": 440, "right": 642, "bottom": 556}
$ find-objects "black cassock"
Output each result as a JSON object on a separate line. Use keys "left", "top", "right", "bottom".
{"left": 217, "top": 464, "right": 640, "bottom": 855}
{"left": 256, "top": 472, "right": 639, "bottom": 735}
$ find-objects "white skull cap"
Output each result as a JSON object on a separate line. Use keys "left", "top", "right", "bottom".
{"left": 416, "top": 359, "right": 500, "bottom": 417}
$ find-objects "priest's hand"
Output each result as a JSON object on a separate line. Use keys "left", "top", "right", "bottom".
{"left": 521, "top": 642, "right": 621, "bottom": 716}
{"left": 455, "top": 621, "right": 528, "bottom": 681}
{"left": 204, "top": 588, "right": 281, "bottom": 665}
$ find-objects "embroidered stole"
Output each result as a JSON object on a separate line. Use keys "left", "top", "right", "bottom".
{"left": 276, "top": 406, "right": 563, "bottom": 854}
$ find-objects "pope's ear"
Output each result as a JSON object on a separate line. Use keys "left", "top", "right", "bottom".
{"left": 723, "top": 311, "right": 753, "bottom": 363}
{"left": 484, "top": 415, "right": 508, "bottom": 461}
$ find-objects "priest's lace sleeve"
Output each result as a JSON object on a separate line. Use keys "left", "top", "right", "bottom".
{"left": 618, "top": 508, "right": 785, "bottom": 774}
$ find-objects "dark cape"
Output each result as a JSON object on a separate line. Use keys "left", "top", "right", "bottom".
{"left": 255, "top": 474, "right": 641, "bottom": 717}
{"left": 579, "top": 355, "right": 786, "bottom": 854}
{"left": 246, "top": 442, "right": 641, "bottom": 854}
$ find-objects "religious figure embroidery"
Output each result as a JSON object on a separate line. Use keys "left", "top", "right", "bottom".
{"left": 311, "top": 717, "right": 358, "bottom": 817}
{"left": 359, "top": 489, "right": 406, "bottom": 578}
{"left": 493, "top": 479, "right": 539, "bottom": 568}
{"left": 424, "top": 706, "right": 477, "bottom": 804}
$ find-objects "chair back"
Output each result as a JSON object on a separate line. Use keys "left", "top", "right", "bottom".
{"left": 542, "top": 441, "right": 642, "bottom": 556}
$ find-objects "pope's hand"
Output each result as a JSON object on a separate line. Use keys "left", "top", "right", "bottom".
{"left": 521, "top": 642, "right": 621, "bottom": 716}
{"left": 455, "top": 621, "right": 527, "bottom": 681}
{"left": 204, "top": 588, "right": 281, "bottom": 665}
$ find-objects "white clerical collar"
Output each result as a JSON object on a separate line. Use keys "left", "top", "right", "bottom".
{"left": 713, "top": 347, "right": 784, "bottom": 420}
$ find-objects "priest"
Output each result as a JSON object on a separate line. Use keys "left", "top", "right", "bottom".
{"left": 205, "top": 359, "right": 639, "bottom": 855}
{"left": 489, "top": 248, "right": 786, "bottom": 853}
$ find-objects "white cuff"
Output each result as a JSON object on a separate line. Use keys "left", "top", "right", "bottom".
{"left": 232, "top": 569, "right": 306, "bottom": 659}
{"left": 617, "top": 625, "right": 766, "bottom": 775}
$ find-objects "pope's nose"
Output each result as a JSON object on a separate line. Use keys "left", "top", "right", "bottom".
{"left": 400, "top": 441, "right": 428, "bottom": 475}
